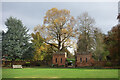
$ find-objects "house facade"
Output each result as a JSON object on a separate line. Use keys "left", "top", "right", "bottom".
{"left": 52, "top": 52, "right": 66, "bottom": 66}
{"left": 75, "top": 53, "right": 93, "bottom": 67}
{"left": 52, "top": 52, "right": 93, "bottom": 67}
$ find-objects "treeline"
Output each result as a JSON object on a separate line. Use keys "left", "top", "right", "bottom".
{"left": 2, "top": 8, "right": 120, "bottom": 65}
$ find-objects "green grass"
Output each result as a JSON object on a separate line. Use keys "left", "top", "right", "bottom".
{"left": 2, "top": 68, "right": 119, "bottom": 79}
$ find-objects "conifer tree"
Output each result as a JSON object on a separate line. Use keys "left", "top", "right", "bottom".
{"left": 2, "top": 17, "right": 31, "bottom": 60}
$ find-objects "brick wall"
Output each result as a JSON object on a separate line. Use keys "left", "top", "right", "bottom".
{"left": 2, "top": 60, "right": 51, "bottom": 67}
{"left": 52, "top": 53, "right": 66, "bottom": 66}
{"left": 76, "top": 53, "right": 92, "bottom": 67}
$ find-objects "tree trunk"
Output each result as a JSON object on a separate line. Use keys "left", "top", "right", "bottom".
{"left": 11, "top": 59, "right": 15, "bottom": 67}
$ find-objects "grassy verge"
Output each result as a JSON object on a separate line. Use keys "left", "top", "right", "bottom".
{"left": 2, "top": 68, "right": 119, "bottom": 79}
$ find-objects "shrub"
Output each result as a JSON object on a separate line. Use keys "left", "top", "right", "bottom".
{"left": 59, "top": 65, "right": 64, "bottom": 67}
{"left": 56, "top": 64, "right": 58, "bottom": 67}
{"left": 35, "top": 62, "right": 41, "bottom": 66}
{"left": 51, "top": 64, "right": 54, "bottom": 67}
{"left": 105, "top": 62, "right": 112, "bottom": 66}
{"left": 23, "top": 62, "right": 31, "bottom": 67}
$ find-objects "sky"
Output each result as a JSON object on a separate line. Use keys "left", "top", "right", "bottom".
{"left": 1, "top": 2, "right": 119, "bottom": 54}
{"left": 1, "top": 2, "right": 118, "bottom": 34}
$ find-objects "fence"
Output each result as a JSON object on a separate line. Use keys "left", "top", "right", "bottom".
{"left": 2, "top": 60, "right": 119, "bottom": 67}
{"left": 93, "top": 61, "right": 119, "bottom": 67}
{"left": 2, "top": 60, "right": 52, "bottom": 67}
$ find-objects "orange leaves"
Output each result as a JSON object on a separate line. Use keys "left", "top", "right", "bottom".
{"left": 44, "top": 19, "right": 47, "bottom": 24}
{"left": 71, "top": 16, "right": 74, "bottom": 20}
{"left": 33, "top": 8, "right": 78, "bottom": 51}
{"left": 60, "top": 9, "right": 70, "bottom": 15}
{"left": 62, "top": 28, "right": 67, "bottom": 34}
{"left": 34, "top": 26, "right": 38, "bottom": 32}
{"left": 54, "top": 19, "right": 59, "bottom": 23}
{"left": 46, "top": 36, "right": 53, "bottom": 41}
{"left": 44, "top": 8, "right": 71, "bottom": 25}
{"left": 51, "top": 8, "right": 58, "bottom": 12}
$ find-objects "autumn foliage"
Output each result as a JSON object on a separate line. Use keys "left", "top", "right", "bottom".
{"left": 34, "top": 8, "right": 77, "bottom": 52}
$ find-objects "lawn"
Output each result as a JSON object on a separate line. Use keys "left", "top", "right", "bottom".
{"left": 2, "top": 68, "right": 119, "bottom": 80}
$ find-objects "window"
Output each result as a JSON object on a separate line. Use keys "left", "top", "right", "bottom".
{"left": 80, "top": 58, "right": 82, "bottom": 62}
{"left": 61, "top": 58, "right": 62, "bottom": 63}
{"left": 86, "top": 58, "right": 87, "bottom": 62}
{"left": 56, "top": 58, "right": 57, "bottom": 63}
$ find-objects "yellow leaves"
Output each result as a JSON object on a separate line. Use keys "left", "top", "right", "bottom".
{"left": 51, "top": 8, "right": 58, "bottom": 12}
{"left": 44, "top": 16, "right": 47, "bottom": 18}
{"left": 31, "top": 31, "right": 47, "bottom": 61}
{"left": 31, "top": 33, "right": 35, "bottom": 38}
{"left": 67, "top": 25, "right": 72, "bottom": 32}
{"left": 40, "top": 46, "right": 44, "bottom": 50}
{"left": 67, "top": 24, "right": 71, "bottom": 28}
{"left": 54, "top": 19, "right": 59, "bottom": 23}
{"left": 46, "top": 8, "right": 59, "bottom": 18}
{"left": 44, "top": 8, "right": 70, "bottom": 24}
{"left": 33, "top": 44, "right": 47, "bottom": 61}
{"left": 46, "top": 36, "right": 53, "bottom": 41}
{"left": 59, "top": 16, "right": 66, "bottom": 22}
{"left": 34, "top": 26, "right": 38, "bottom": 32}
{"left": 44, "top": 19, "right": 47, "bottom": 24}
{"left": 34, "top": 25, "right": 41, "bottom": 32}
{"left": 46, "top": 25, "right": 50, "bottom": 29}
{"left": 71, "top": 16, "right": 74, "bottom": 20}
{"left": 64, "top": 39, "right": 71, "bottom": 46}
{"left": 62, "top": 28, "right": 67, "bottom": 34}
{"left": 61, "top": 9, "right": 70, "bottom": 15}
{"left": 33, "top": 8, "right": 78, "bottom": 52}
{"left": 53, "top": 16, "right": 66, "bottom": 25}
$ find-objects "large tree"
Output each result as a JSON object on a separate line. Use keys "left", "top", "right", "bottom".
{"left": 34, "top": 8, "right": 77, "bottom": 53}
{"left": 0, "top": 31, "right": 1, "bottom": 80}
{"left": 77, "top": 12, "right": 95, "bottom": 54}
{"left": 77, "top": 12, "right": 109, "bottom": 61}
{"left": 93, "top": 28, "right": 109, "bottom": 61}
{"left": 2, "top": 17, "right": 31, "bottom": 61}
{"left": 104, "top": 24, "right": 120, "bottom": 62}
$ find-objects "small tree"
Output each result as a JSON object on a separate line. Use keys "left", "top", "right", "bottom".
{"left": 31, "top": 32, "right": 47, "bottom": 61}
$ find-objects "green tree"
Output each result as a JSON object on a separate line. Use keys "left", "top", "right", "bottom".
{"left": 31, "top": 32, "right": 47, "bottom": 61}
{"left": 43, "top": 44, "right": 57, "bottom": 64}
{"left": 77, "top": 12, "right": 109, "bottom": 61}
{"left": 77, "top": 12, "right": 95, "bottom": 54}
{"left": 0, "top": 31, "right": 1, "bottom": 80}
{"left": 22, "top": 43, "right": 34, "bottom": 60}
{"left": 2, "top": 17, "right": 31, "bottom": 61}
{"left": 93, "top": 28, "right": 109, "bottom": 61}
{"left": 104, "top": 24, "right": 120, "bottom": 62}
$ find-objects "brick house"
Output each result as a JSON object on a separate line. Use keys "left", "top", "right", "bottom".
{"left": 52, "top": 52, "right": 67, "bottom": 66}
{"left": 75, "top": 53, "right": 93, "bottom": 67}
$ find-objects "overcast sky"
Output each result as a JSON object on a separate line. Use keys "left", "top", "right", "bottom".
{"left": 1, "top": 2, "right": 119, "bottom": 54}
{"left": 2, "top": 2, "right": 118, "bottom": 34}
